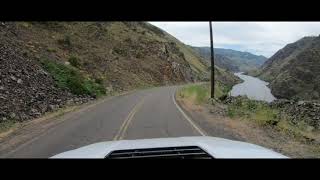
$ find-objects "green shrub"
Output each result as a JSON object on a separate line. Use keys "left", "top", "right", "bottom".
{"left": 68, "top": 56, "right": 81, "bottom": 67}
{"left": 47, "top": 47, "right": 57, "bottom": 53}
{"left": 227, "top": 97, "right": 280, "bottom": 126}
{"left": 57, "top": 35, "right": 71, "bottom": 47}
{"left": 0, "top": 120, "right": 18, "bottom": 133}
{"left": 227, "top": 108, "right": 236, "bottom": 118}
{"left": 135, "top": 52, "right": 143, "bottom": 58}
{"left": 113, "top": 47, "right": 127, "bottom": 56}
{"left": 179, "top": 83, "right": 232, "bottom": 105}
{"left": 40, "top": 58, "right": 105, "bottom": 97}
{"left": 94, "top": 78, "right": 103, "bottom": 85}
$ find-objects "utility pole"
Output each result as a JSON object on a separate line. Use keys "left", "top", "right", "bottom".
{"left": 209, "top": 21, "right": 215, "bottom": 99}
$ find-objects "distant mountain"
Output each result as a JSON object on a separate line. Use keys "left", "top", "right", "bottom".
{"left": 214, "top": 54, "right": 240, "bottom": 72}
{"left": 258, "top": 36, "right": 320, "bottom": 100}
{"left": 191, "top": 46, "right": 267, "bottom": 72}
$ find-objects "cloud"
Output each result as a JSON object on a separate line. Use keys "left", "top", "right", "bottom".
{"left": 149, "top": 22, "right": 320, "bottom": 57}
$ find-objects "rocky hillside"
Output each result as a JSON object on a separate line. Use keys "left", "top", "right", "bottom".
{"left": 258, "top": 36, "right": 320, "bottom": 100}
{"left": 191, "top": 46, "right": 267, "bottom": 72}
{"left": 0, "top": 22, "right": 239, "bottom": 122}
{"left": 214, "top": 66, "right": 241, "bottom": 87}
{"left": 0, "top": 37, "right": 82, "bottom": 122}
{"left": 214, "top": 54, "right": 239, "bottom": 72}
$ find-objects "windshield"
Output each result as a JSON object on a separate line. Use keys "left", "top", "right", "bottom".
{"left": 0, "top": 21, "right": 319, "bottom": 158}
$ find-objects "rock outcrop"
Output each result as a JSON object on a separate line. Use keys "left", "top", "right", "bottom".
{"left": 224, "top": 96, "right": 320, "bottom": 129}
{"left": 271, "top": 99, "right": 320, "bottom": 129}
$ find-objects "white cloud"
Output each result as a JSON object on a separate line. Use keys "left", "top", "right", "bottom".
{"left": 149, "top": 22, "right": 320, "bottom": 57}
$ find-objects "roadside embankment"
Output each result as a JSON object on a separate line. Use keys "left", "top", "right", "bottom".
{"left": 176, "top": 83, "right": 320, "bottom": 158}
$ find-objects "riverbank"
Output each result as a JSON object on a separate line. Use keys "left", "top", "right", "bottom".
{"left": 177, "top": 83, "right": 320, "bottom": 158}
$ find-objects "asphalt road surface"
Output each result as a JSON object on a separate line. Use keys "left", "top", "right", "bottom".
{"left": 1, "top": 85, "right": 206, "bottom": 158}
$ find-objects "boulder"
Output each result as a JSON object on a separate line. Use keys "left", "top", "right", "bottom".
{"left": 17, "top": 79, "right": 23, "bottom": 84}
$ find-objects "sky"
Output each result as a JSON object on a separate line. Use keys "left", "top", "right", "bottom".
{"left": 149, "top": 22, "right": 320, "bottom": 58}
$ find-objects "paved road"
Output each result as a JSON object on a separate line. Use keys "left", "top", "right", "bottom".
{"left": 1, "top": 86, "right": 205, "bottom": 158}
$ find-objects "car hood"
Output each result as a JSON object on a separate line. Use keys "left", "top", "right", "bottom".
{"left": 51, "top": 136, "right": 288, "bottom": 158}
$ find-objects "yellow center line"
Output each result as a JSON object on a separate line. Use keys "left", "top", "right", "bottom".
{"left": 113, "top": 96, "right": 147, "bottom": 141}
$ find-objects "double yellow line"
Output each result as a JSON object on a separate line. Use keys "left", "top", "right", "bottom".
{"left": 113, "top": 97, "right": 146, "bottom": 141}
{"left": 113, "top": 89, "right": 207, "bottom": 141}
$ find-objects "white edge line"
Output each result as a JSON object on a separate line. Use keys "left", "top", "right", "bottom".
{"left": 172, "top": 90, "right": 207, "bottom": 136}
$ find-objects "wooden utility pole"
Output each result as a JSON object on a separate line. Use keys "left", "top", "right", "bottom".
{"left": 209, "top": 21, "right": 215, "bottom": 99}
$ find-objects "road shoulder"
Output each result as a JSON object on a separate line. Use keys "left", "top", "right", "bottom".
{"left": 175, "top": 85, "right": 320, "bottom": 158}
{"left": 175, "top": 91, "right": 244, "bottom": 141}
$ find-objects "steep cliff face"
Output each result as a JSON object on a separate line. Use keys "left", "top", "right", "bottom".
{"left": 258, "top": 36, "right": 320, "bottom": 100}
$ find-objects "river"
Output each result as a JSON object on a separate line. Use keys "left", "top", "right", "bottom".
{"left": 230, "top": 72, "right": 276, "bottom": 102}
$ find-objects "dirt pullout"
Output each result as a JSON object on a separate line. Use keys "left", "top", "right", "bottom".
{"left": 176, "top": 96, "right": 320, "bottom": 158}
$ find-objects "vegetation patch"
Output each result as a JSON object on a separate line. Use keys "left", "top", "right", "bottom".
{"left": 179, "top": 84, "right": 210, "bottom": 104}
{"left": 178, "top": 84, "right": 320, "bottom": 157}
{"left": 46, "top": 47, "right": 57, "bottom": 53}
{"left": 226, "top": 96, "right": 319, "bottom": 143}
{"left": 179, "top": 83, "right": 231, "bottom": 105}
{"left": 227, "top": 97, "right": 280, "bottom": 126}
{"left": 57, "top": 35, "right": 72, "bottom": 48}
{"left": 0, "top": 120, "right": 18, "bottom": 134}
{"left": 113, "top": 47, "right": 127, "bottom": 56}
{"left": 40, "top": 58, "right": 105, "bottom": 97}
{"left": 68, "top": 56, "right": 81, "bottom": 68}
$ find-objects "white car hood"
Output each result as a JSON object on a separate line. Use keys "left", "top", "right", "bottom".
{"left": 51, "top": 136, "right": 288, "bottom": 158}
